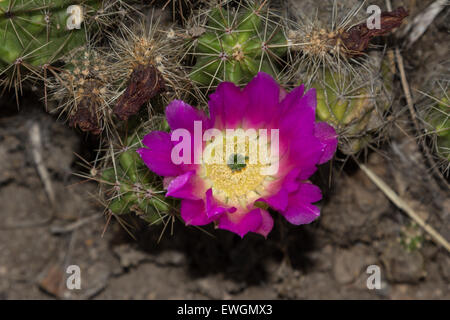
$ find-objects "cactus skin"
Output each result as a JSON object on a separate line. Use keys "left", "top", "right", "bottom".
{"left": 0, "top": 0, "right": 98, "bottom": 91}
{"left": 424, "top": 96, "right": 450, "bottom": 168}
{"left": 189, "top": 2, "right": 287, "bottom": 87}
{"left": 313, "top": 66, "right": 393, "bottom": 155}
{"left": 101, "top": 133, "right": 170, "bottom": 224}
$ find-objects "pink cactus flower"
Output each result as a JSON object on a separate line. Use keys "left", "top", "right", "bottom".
{"left": 137, "top": 72, "right": 338, "bottom": 238}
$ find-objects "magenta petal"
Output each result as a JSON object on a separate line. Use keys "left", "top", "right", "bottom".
{"left": 262, "top": 168, "right": 301, "bottom": 211}
{"left": 180, "top": 199, "right": 213, "bottom": 226}
{"left": 163, "top": 176, "right": 174, "bottom": 189}
{"left": 299, "top": 88, "right": 316, "bottom": 111}
{"left": 280, "top": 88, "right": 317, "bottom": 138}
{"left": 166, "top": 171, "right": 204, "bottom": 200}
{"left": 205, "top": 189, "right": 227, "bottom": 218}
{"left": 209, "top": 82, "right": 247, "bottom": 129}
{"left": 297, "top": 165, "right": 319, "bottom": 181}
{"left": 217, "top": 209, "right": 263, "bottom": 238}
{"left": 254, "top": 209, "right": 274, "bottom": 238}
{"left": 315, "top": 122, "right": 338, "bottom": 164}
{"left": 242, "top": 72, "right": 280, "bottom": 127}
{"left": 279, "top": 167, "right": 301, "bottom": 193}
{"left": 263, "top": 190, "right": 288, "bottom": 212}
{"left": 165, "top": 100, "right": 209, "bottom": 133}
{"left": 288, "top": 136, "right": 323, "bottom": 181}
{"left": 281, "top": 89, "right": 323, "bottom": 180}
{"left": 282, "top": 183, "right": 322, "bottom": 225}
{"left": 280, "top": 84, "right": 305, "bottom": 112}
{"left": 137, "top": 131, "right": 181, "bottom": 177}
{"left": 279, "top": 87, "right": 288, "bottom": 102}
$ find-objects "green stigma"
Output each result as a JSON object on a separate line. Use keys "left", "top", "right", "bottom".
{"left": 227, "top": 153, "right": 249, "bottom": 172}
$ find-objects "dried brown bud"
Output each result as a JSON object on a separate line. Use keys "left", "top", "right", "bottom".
{"left": 69, "top": 96, "right": 102, "bottom": 135}
{"left": 341, "top": 7, "right": 409, "bottom": 56}
{"left": 114, "top": 63, "right": 166, "bottom": 121}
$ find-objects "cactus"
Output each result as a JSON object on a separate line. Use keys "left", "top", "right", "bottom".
{"left": 285, "top": 0, "right": 401, "bottom": 155}
{"left": 100, "top": 131, "right": 170, "bottom": 224}
{"left": 107, "top": 17, "right": 188, "bottom": 121}
{"left": 155, "top": 0, "right": 199, "bottom": 24}
{"left": 188, "top": 0, "right": 288, "bottom": 88}
{"left": 286, "top": 0, "right": 407, "bottom": 82}
{"left": 312, "top": 55, "right": 394, "bottom": 155}
{"left": 420, "top": 81, "right": 449, "bottom": 175}
{"left": 0, "top": 0, "right": 101, "bottom": 94}
{"left": 428, "top": 96, "right": 450, "bottom": 164}
{"left": 50, "top": 13, "right": 186, "bottom": 135}
{"left": 49, "top": 48, "right": 113, "bottom": 134}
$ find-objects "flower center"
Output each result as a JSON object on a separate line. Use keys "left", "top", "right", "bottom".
{"left": 227, "top": 153, "right": 248, "bottom": 172}
{"left": 199, "top": 131, "right": 275, "bottom": 208}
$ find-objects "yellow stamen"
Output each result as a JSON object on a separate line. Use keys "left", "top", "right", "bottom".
{"left": 200, "top": 130, "right": 274, "bottom": 208}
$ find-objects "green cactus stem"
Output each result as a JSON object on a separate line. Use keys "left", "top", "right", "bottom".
{"left": 424, "top": 95, "right": 450, "bottom": 167}
{"left": 189, "top": 1, "right": 287, "bottom": 87}
{"left": 101, "top": 133, "right": 170, "bottom": 224}
{"left": 313, "top": 65, "right": 393, "bottom": 155}
{"left": 0, "top": 0, "right": 99, "bottom": 91}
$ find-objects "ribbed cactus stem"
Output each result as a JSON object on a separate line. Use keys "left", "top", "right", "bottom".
{"left": 101, "top": 133, "right": 170, "bottom": 223}
{"left": 190, "top": 2, "right": 287, "bottom": 87}
{"left": 313, "top": 67, "right": 392, "bottom": 155}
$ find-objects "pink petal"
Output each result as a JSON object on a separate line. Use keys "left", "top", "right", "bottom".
{"left": 205, "top": 188, "right": 227, "bottom": 218}
{"left": 281, "top": 183, "right": 322, "bottom": 225}
{"left": 166, "top": 171, "right": 205, "bottom": 200}
{"left": 208, "top": 82, "right": 248, "bottom": 129}
{"left": 165, "top": 100, "right": 209, "bottom": 133}
{"left": 137, "top": 131, "right": 182, "bottom": 177}
{"left": 180, "top": 199, "right": 213, "bottom": 226}
{"left": 217, "top": 209, "right": 263, "bottom": 238}
{"left": 280, "top": 88, "right": 317, "bottom": 138}
{"left": 242, "top": 72, "right": 280, "bottom": 128}
{"left": 315, "top": 122, "right": 338, "bottom": 164}
{"left": 253, "top": 209, "right": 274, "bottom": 238}
{"left": 261, "top": 168, "right": 301, "bottom": 211}
{"left": 280, "top": 84, "right": 305, "bottom": 112}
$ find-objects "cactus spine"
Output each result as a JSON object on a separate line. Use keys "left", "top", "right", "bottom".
{"left": 312, "top": 57, "right": 394, "bottom": 155}
{"left": 420, "top": 78, "right": 449, "bottom": 175}
{"left": 189, "top": 0, "right": 287, "bottom": 87}
{"left": 101, "top": 132, "right": 170, "bottom": 224}
{"left": 0, "top": 0, "right": 97, "bottom": 92}
{"left": 286, "top": 1, "right": 397, "bottom": 155}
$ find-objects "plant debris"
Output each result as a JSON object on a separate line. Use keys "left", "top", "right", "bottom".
{"left": 340, "top": 7, "right": 409, "bottom": 56}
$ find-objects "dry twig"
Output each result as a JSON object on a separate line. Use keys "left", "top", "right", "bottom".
{"left": 359, "top": 163, "right": 450, "bottom": 253}
{"left": 385, "top": 0, "right": 449, "bottom": 188}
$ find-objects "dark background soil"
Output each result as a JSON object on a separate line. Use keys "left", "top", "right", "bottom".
{"left": 0, "top": 0, "right": 449, "bottom": 299}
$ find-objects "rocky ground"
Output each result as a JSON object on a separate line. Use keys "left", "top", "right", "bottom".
{"left": 0, "top": 97, "right": 448, "bottom": 300}
{"left": 0, "top": 0, "right": 449, "bottom": 300}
